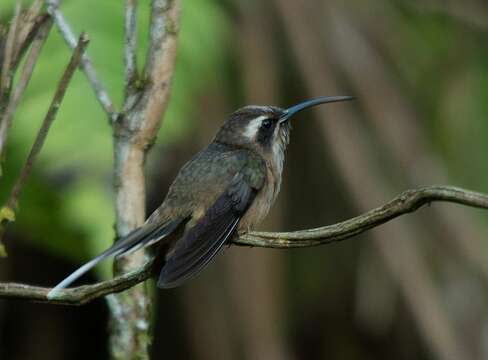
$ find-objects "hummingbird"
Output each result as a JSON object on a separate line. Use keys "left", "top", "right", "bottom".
{"left": 48, "top": 96, "right": 353, "bottom": 296}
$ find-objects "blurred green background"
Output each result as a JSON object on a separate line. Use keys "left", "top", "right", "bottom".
{"left": 1, "top": 1, "right": 488, "bottom": 359}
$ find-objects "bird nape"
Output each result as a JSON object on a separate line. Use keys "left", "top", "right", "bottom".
{"left": 47, "top": 96, "right": 353, "bottom": 298}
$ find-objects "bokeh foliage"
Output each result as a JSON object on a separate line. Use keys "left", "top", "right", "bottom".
{"left": 0, "top": 0, "right": 229, "bottom": 271}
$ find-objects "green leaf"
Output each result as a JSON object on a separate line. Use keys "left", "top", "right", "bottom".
{"left": 0, "top": 206, "right": 15, "bottom": 223}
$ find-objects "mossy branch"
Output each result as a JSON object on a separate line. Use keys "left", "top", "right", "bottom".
{"left": 0, "top": 185, "right": 487, "bottom": 305}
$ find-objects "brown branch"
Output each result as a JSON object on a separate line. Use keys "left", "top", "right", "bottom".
{"left": 123, "top": 0, "right": 138, "bottom": 96}
{"left": 121, "top": 0, "right": 180, "bottom": 143}
{"left": 11, "top": 0, "right": 46, "bottom": 67}
{"left": 0, "top": 16, "right": 53, "bottom": 157}
{"left": 0, "top": 185, "right": 486, "bottom": 305}
{"left": 237, "top": 185, "right": 488, "bottom": 247}
{"left": 0, "top": 1, "right": 21, "bottom": 96}
{"left": 0, "top": 261, "right": 153, "bottom": 305}
{"left": 3, "top": 33, "right": 88, "bottom": 212}
{"left": 0, "top": 33, "right": 88, "bottom": 260}
{"left": 0, "top": 1, "right": 46, "bottom": 88}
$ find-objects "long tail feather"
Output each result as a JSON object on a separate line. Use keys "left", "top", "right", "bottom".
{"left": 47, "top": 218, "right": 182, "bottom": 299}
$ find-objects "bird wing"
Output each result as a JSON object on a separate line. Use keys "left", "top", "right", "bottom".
{"left": 157, "top": 172, "right": 257, "bottom": 288}
{"left": 48, "top": 145, "right": 266, "bottom": 296}
{"left": 48, "top": 217, "right": 184, "bottom": 297}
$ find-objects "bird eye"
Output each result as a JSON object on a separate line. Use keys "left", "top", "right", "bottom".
{"left": 262, "top": 119, "right": 272, "bottom": 129}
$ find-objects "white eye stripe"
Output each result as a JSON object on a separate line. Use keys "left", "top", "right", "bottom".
{"left": 243, "top": 115, "right": 268, "bottom": 140}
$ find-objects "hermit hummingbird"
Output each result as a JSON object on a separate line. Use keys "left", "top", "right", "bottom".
{"left": 48, "top": 96, "right": 353, "bottom": 296}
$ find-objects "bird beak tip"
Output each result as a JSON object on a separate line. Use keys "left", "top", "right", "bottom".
{"left": 281, "top": 95, "right": 354, "bottom": 121}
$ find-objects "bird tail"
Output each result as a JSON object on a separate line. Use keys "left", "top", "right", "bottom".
{"left": 47, "top": 218, "right": 182, "bottom": 299}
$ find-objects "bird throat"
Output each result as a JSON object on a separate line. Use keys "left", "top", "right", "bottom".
{"left": 269, "top": 123, "right": 290, "bottom": 196}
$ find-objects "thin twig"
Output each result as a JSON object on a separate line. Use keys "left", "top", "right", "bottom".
{"left": 124, "top": 0, "right": 138, "bottom": 96}
{"left": 4, "top": 33, "right": 89, "bottom": 211}
{"left": 11, "top": 0, "right": 46, "bottom": 67}
{"left": 0, "top": 185, "right": 486, "bottom": 305}
{"left": 0, "top": 17, "right": 53, "bottom": 157}
{"left": 0, "top": 0, "right": 21, "bottom": 95}
{"left": 0, "top": 261, "right": 153, "bottom": 305}
{"left": 45, "top": 0, "right": 117, "bottom": 122}
{"left": 122, "top": 0, "right": 180, "bottom": 141}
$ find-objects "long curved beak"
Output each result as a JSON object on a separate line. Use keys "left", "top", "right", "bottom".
{"left": 280, "top": 96, "right": 354, "bottom": 122}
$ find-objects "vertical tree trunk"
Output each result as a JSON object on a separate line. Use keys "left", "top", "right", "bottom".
{"left": 108, "top": 138, "right": 152, "bottom": 359}
{"left": 107, "top": 1, "right": 181, "bottom": 358}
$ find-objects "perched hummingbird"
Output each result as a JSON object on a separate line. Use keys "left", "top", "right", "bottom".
{"left": 48, "top": 96, "right": 352, "bottom": 295}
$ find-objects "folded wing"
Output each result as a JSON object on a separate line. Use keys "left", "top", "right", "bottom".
{"left": 157, "top": 173, "right": 256, "bottom": 288}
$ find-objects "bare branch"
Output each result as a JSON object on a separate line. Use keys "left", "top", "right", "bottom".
{"left": 11, "top": 0, "right": 46, "bottom": 67}
{"left": 2, "top": 33, "right": 89, "bottom": 213}
{"left": 0, "top": 17, "right": 53, "bottom": 157}
{"left": 237, "top": 185, "right": 488, "bottom": 247}
{"left": 121, "top": 0, "right": 180, "bottom": 144}
{"left": 0, "top": 185, "right": 486, "bottom": 305}
{"left": 45, "top": 0, "right": 117, "bottom": 121}
{"left": 0, "top": 261, "right": 153, "bottom": 305}
{"left": 124, "top": 0, "right": 138, "bottom": 95}
{"left": 0, "top": 1, "right": 21, "bottom": 95}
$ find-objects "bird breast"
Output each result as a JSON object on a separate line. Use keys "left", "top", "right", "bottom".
{"left": 238, "top": 132, "right": 287, "bottom": 232}
{"left": 238, "top": 173, "right": 276, "bottom": 232}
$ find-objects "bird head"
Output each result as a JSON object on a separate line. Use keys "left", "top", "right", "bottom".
{"left": 215, "top": 96, "right": 353, "bottom": 156}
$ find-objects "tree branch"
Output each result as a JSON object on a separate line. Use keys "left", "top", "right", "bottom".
{"left": 46, "top": 0, "right": 117, "bottom": 122}
{"left": 3, "top": 33, "right": 89, "bottom": 211}
{"left": 11, "top": 0, "right": 46, "bottom": 68}
{"left": 122, "top": 0, "right": 180, "bottom": 145}
{"left": 0, "top": 0, "right": 21, "bottom": 96}
{"left": 0, "top": 185, "right": 486, "bottom": 305}
{"left": 0, "top": 16, "right": 53, "bottom": 158}
{"left": 0, "top": 261, "right": 153, "bottom": 305}
{"left": 237, "top": 185, "right": 488, "bottom": 248}
{"left": 123, "top": 0, "right": 138, "bottom": 95}
{"left": 0, "top": 33, "right": 88, "bottom": 259}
